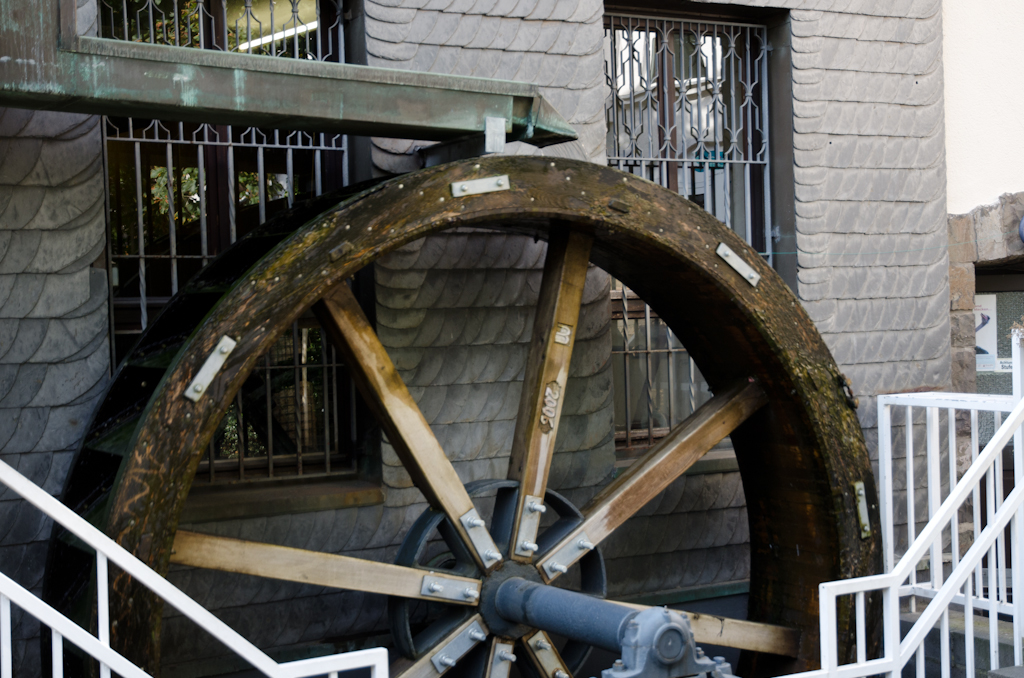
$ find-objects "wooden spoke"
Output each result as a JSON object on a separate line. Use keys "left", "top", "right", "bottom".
{"left": 521, "top": 630, "right": 572, "bottom": 678}
{"left": 170, "top": 531, "right": 482, "bottom": 604}
{"left": 391, "top": 615, "right": 489, "bottom": 678}
{"left": 613, "top": 601, "right": 800, "bottom": 657}
{"left": 313, "top": 283, "right": 501, "bottom": 570}
{"left": 537, "top": 381, "right": 767, "bottom": 582}
{"left": 507, "top": 228, "right": 593, "bottom": 561}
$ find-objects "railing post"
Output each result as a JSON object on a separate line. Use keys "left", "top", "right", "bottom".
{"left": 927, "top": 407, "right": 941, "bottom": 590}
{"left": 0, "top": 595, "right": 10, "bottom": 678}
{"left": 97, "top": 553, "right": 111, "bottom": 678}
{"left": 51, "top": 629, "right": 63, "bottom": 678}
{"left": 1014, "top": 331, "right": 1024, "bottom": 664}
{"left": 819, "top": 584, "right": 837, "bottom": 673}
{"left": 880, "top": 400, "right": 894, "bottom": 572}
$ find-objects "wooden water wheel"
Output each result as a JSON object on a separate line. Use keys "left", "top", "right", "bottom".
{"left": 44, "top": 156, "right": 879, "bottom": 677}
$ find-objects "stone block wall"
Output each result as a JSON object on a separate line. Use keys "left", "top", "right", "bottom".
{"left": 947, "top": 191, "right": 1024, "bottom": 395}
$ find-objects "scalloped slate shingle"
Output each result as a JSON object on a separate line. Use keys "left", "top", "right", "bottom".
{"left": 0, "top": 107, "right": 109, "bottom": 671}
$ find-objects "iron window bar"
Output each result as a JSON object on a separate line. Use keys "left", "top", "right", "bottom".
{"left": 611, "top": 285, "right": 710, "bottom": 460}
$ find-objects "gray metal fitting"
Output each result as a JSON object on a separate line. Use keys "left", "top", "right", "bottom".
{"left": 521, "top": 541, "right": 540, "bottom": 552}
{"left": 498, "top": 651, "right": 517, "bottom": 663}
{"left": 528, "top": 501, "right": 546, "bottom": 513}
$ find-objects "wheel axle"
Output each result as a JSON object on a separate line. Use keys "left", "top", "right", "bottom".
{"left": 494, "top": 578, "right": 738, "bottom": 678}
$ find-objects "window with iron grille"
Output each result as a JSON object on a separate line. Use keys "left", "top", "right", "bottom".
{"left": 100, "top": 0, "right": 370, "bottom": 486}
{"left": 604, "top": 14, "right": 770, "bottom": 457}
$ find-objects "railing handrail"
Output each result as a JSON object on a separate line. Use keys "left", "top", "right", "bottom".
{"left": 897, "top": 478, "right": 1024, "bottom": 662}
{"left": 0, "top": 458, "right": 388, "bottom": 678}
{"left": 0, "top": 571, "right": 151, "bottom": 678}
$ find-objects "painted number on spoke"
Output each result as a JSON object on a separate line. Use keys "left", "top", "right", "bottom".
{"left": 553, "top": 324, "right": 572, "bottom": 345}
{"left": 539, "top": 382, "right": 561, "bottom": 434}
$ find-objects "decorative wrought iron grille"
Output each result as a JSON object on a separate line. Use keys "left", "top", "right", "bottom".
{"left": 604, "top": 15, "right": 770, "bottom": 456}
{"left": 100, "top": 0, "right": 358, "bottom": 483}
{"left": 604, "top": 15, "right": 770, "bottom": 257}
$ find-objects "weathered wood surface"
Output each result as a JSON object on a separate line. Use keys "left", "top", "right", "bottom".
{"left": 506, "top": 228, "right": 592, "bottom": 562}
{"left": 538, "top": 381, "right": 767, "bottom": 582}
{"left": 83, "top": 156, "right": 876, "bottom": 673}
{"left": 171, "top": 530, "right": 481, "bottom": 603}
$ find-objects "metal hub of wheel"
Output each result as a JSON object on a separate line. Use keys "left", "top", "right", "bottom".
{"left": 45, "top": 156, "right": 881, "bottom": 677}
{"left": 389, "top": 480, "right": 605, "bottom": 675}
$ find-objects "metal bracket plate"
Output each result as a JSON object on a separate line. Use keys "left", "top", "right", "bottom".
{"left": 451, "top": 175, "right": 510, "bottom": 197}
{"left": 539, "top": 529, "right": 594, "bottom": 579}
{"left": 489, "top": 641, "right": 516, "bottom": 678}
{"left": 459, "top": 509, "right": 503, "bottom": 565}
{"left": 485, "top": 117, "right": 506, "bottom": 154}
{"left": 184, "top": 335, "right": 237, "bottom": 402}
{"left": 716, "top": 243, "right": 760, "bottom": 287}
{"left": 854, "top": 481, "right": 871, "bottom": 539}
{"left": 525, "top": 631, "right": 568, "bottom": 678}
{"left": 421, "top": 573, "right": 481, "bottom": 604}
{"left": 431, "top": 620, "right": 488, "bottom": 673}
{"left": 514, "top": 494, "right": 545, "bottom": 558}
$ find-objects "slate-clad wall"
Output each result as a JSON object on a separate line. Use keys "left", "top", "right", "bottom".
{"left": 0, "top": 107, "right": 109, "bottom": 669}
{"left": 777, "top": 0, "right": 951, "bottom": 437}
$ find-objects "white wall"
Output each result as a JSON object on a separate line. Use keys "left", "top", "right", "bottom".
{"left": 943, "top": 0, "right": 1024, "bottom": 215}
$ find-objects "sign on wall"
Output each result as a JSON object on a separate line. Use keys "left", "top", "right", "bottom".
{"left": 976, "top": 294, "right": 1000, "bottom": 371}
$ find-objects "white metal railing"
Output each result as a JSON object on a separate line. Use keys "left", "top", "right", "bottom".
{"left": 782, "top": 333, "right": 1024, "bottom": 678}
{"left": 0, "top": 458, "right": 388, "bottom": 678}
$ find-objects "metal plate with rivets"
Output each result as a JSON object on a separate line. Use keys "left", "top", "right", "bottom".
{"left": 539, "top": 529, "right": 593, "bottom": 579}
{"left": 514, "top": 494, "right": 545, "bottom": 558}
{"left": 421, "top": 573, "right": 481, "bottom": 604}
{"left": 525, "top": 631, "right": 569, "bottom": 678}
{"left": 431, "top": 620, "right": 488, "bottom": 673}
{"left": 183, "top": 335, "right": 237, "bottom": 402}
{"left": 451, "top": 175, "right": 510, "bottom": 197}
{"left": 489, "top": 641, "right": 516, "bottom": 678}
{"left": 459, "top": 508, "right": 502, "bottom": 566}
{"left": 715, "top": 242, "right": 760, "bottom": 287}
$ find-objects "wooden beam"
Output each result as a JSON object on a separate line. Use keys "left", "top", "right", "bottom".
{"left": 171, "top": 531, "right": 482, "bottom": 604}
{"left": 314, "top": 283, "right": 500, "bottom": 570}
{"left": 614, "top": 601, "right": 800, "bottom": 657}
{"left": 537, "top": 382, "right": 767, "bottom": 581}
{"left": 507, "top": 229, "right": 593, "bottom": 561}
